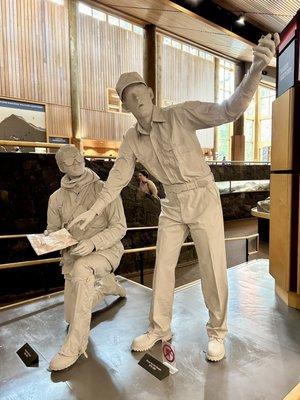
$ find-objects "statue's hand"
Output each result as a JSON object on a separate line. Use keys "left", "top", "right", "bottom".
{"left": 44, "top": 230, "right": 49, "bottom": 236}
{"left": 252, "top": 33, "right": 280, "bottom": 72}
{"left": 68, "top": 210, "right": 97, "bottom": 230}
{"left": 70, "top": 239, "right": 95, "bottom": 256}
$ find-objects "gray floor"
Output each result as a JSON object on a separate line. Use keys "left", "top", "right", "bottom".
{"left": 1, "top": 259, "right": 300, "bottom": 400}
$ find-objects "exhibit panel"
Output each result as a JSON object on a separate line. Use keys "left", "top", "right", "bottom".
{"left": 269, "top": 174, "right": 293, "bottom": 290}
{"left": 270, "top": 10, "right": 300, "bottom": 308}
{"left": 271, "top": 89, "right": 294, "bottom": 171}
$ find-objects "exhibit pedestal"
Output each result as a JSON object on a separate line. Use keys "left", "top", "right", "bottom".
{"left": 276, "top": 284, "right": 300, "bottom": 310}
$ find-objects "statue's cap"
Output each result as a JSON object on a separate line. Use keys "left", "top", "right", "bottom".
{"left": 116, "top": 72, "right": 147, "bottom": 100}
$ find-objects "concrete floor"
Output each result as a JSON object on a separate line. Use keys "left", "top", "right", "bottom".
{"left": 1, "top": 259, "right": 300, "bottom": 400}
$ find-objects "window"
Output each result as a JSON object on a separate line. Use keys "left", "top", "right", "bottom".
{"left": 243, "top": 85, "right": 275, "bottom": 161}
{"left": 78, "top": 2, "right": 92, "bottom": 15}
{"left": 258, "top": 86, "right": 275, "bottom": 161}
{"left": 216, "top": 59, "right": 235, "bottom": 160}
{"left": 50, "top": 0, "right": 64, "bottom": 4}
{"left": 78, "top": 4, "right": 142, "bottom": 34}
{"left": 244, "top": 97, "right": 256, "bottom": 161}
{"left": 162, "top": 36, "right": 214, "bottom": 61}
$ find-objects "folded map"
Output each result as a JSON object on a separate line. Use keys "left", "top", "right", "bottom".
{"left": 27, "top": 228, "right": 78, "bottom": 256}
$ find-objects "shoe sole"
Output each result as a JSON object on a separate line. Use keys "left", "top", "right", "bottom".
{"left": 131, "top": 335, "right": 172, "bottom": 352}
{"left": 50, "top": 357, "right": 78, "bottom": 371}
{"left": 50, "top": 352, "right": 87, "bottom": 371}
{"left": 206, "top": 351, "right": 225, "bottom": 362}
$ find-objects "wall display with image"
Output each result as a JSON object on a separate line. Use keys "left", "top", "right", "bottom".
{"left": 0, "top": 99, "right": 46, "bottom": 152}
{"left": 277, "top": 39, "right": 295, "bottom": 97}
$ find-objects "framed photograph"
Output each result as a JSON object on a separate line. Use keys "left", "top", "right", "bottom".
{"left": 0, "top": 98, "right": 46, "bottom": 152}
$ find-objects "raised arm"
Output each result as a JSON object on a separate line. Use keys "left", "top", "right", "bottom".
{"left": 69, "top": 135, "right": 136, "bottom": 230}
{"left": 177, "top": 33, "right": 280, "bottom": 130}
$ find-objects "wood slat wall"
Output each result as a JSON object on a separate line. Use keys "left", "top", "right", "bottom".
{"left": 78, "top": 10, "right": 144, "bottom": 141}
{"left": 161, "top": 35, "right": 215, "bottom": 148}
{"left": 0, "top": 0, "right": 72, "bottom": 138}
{"left": 46, "top": 104, "right": 72, "bottom": 138}
{"left": 80, "top": 109, "right": 135, "bottom": 140}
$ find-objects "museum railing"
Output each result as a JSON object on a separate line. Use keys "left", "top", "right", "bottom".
{"left": 0, "top": 230, "right": 259, "bottom": 284}
{"left": 0, "top": 232, "right": 259, "bottom": 310}
{"left": 0, "top": 140, "right": 64, "bottom": 149}
{"left": 0, "top": 141, "right": 270, "bottom": 166}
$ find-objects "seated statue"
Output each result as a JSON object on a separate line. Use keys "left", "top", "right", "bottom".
{"left": 46, "top": 145, "right": 127, "bottom": 371}
{"left": 257, "top": 197, "right": 270, "bottom": 213}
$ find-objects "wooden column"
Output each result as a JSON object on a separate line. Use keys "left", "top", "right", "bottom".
{"left": 144, "top": 24, "right": 158, "bottom": 105}
{"left": 68, "top": 0, "right": 81, "bottom": 147}
{"left": 231, "top": 62, "right": 246, "bottom": 161}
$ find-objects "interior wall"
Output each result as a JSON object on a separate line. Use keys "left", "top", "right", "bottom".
{"left": 0, "top": 0, "right": 72, "bottom": 139}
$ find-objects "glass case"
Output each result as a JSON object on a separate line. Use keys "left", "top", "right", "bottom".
{"left": 216, "top": 180, "right": 270, "bottom": 194}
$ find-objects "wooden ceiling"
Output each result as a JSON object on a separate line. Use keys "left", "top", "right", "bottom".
{"left": 213, "top": 0, "right": 298, "bottom": 33}
{"left": 94, "top": 0, "right": 296, "bottom": 66}
{"left": 95, "top": 0, "right": 263, "bottom": 64}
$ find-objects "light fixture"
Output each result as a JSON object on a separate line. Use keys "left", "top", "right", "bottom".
{"left": 236, "top": 13, "right": 245, "bottom": 25}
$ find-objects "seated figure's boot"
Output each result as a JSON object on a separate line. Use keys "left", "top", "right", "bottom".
{"left": 206, "top": 338, "right": 225, "bottom": 362}
{"left": 131, "top": 330, "right": 173, "bottom": 352}
{"left": 100, "top": 273, "right": 126, "bottom": 298}
{"left": 50, "top": 276, "right": 94, "bottom": 371}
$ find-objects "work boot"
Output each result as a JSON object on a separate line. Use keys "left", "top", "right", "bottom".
{"left": 112, "top": 279, "right": 126, "bottom": 297}
{"left": 100, "top": 274, "right": 127, "bottom": 298}
{"left": 50, "top": 350, "right": 88, "bottom": 371}
{"left": 131, "top": 331, "right": 172, "bottom": 352}
{"left": 206, "top": 338, "right": 225, "bottom": 362}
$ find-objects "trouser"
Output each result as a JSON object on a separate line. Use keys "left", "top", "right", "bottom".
{"left": 149, "top": 178, "right": 228, "bottom": 339}
{"left": 60, "top": 254, "right": 119, "bottom": 356}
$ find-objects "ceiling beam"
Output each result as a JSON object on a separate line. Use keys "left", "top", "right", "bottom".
{"left": 171, "top": 0, "right": 268, "bottom": 45}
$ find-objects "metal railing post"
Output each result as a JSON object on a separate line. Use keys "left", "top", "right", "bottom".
{"left": 139, "top": 252, "right": 145, "bottom": 285}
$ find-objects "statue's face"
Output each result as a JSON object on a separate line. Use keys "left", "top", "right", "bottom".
{"left": 59, "top": 149, "right": 85, "bottom": 178}
{"left": 122, "top": 83, "right": 154, "bottom": 120}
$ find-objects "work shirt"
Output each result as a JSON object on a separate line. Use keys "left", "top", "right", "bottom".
{"left": 91, "top": 67, "right": 262, "bottom": 215}
{"left": 47, "top": 178, "right": 126, "bottom": 270}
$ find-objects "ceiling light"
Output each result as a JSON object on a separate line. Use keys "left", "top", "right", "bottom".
{"left": 237, "top": 14, "right": 245, "bottom": 25}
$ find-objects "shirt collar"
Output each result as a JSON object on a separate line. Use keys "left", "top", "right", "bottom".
{"left": 136, "top": 106, "right": 166, "bottom": 135}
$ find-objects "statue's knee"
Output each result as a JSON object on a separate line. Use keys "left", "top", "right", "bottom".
{"left": 72, "top": 258, "right": 92, "bottom": 279}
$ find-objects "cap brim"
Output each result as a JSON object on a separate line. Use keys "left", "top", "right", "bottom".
{"left": 119, "top": 80, "right": 147, "bottom": 100}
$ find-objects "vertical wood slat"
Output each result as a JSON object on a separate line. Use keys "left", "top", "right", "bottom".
{"left": 0, "top": 0, "right": 72, "bottom": 139}
{"left": 0, "top": 0, "right": 146, "bottom": 142}
{"left": 160, "top": 33, "right": 215, "bottom": 149}
{"left": 78, "top": 6, "right": 144, "bottom": 141}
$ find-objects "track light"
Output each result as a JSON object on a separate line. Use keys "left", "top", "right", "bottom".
{"left": 237, "top": 13, "right": 245, "bottom": 25}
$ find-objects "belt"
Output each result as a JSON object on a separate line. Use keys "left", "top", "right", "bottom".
{"left": 163, "top": 174, "right": 214, "bottom": 194}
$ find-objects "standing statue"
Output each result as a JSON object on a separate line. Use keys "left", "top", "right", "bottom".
{"left": 47, "top": 145, "right": 127, "bottom": 371}
{"left": 70, "top": 33, "right": 279, "bottom": 361}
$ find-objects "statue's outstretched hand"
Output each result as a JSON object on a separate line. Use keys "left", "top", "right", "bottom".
{"left": 70, "top": 239, "right": 95, "bottom": 256}
{"left": 252, "top": 33, "right": 280, "bottom": 71}
{"left": 68, "top": 210, "right": 97, "bottom": 230}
